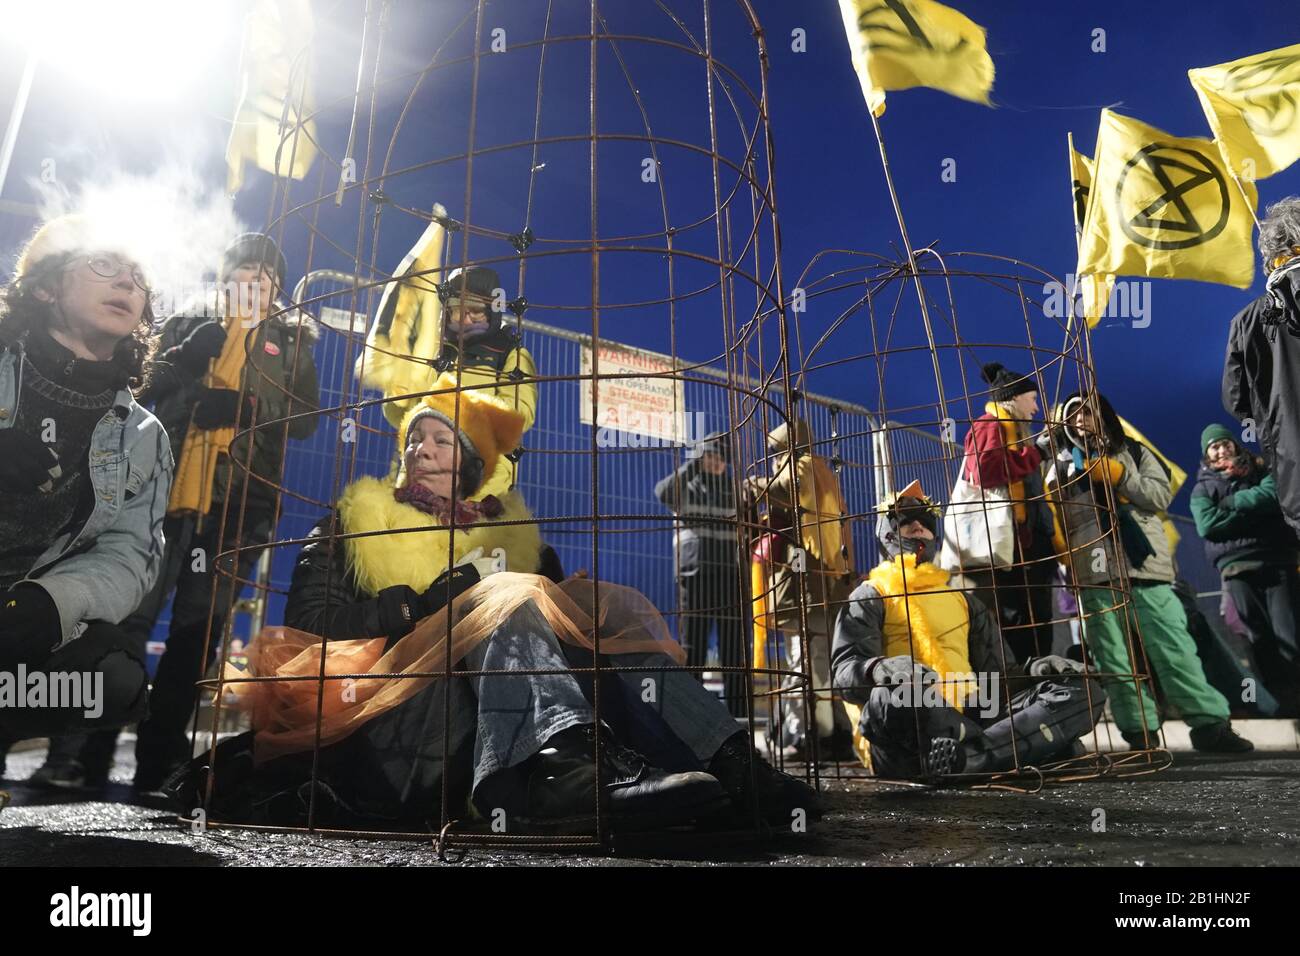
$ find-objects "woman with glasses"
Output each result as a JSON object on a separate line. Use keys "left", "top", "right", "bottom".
{"left": 30, "top": 232, "right": 322, "bottom": 794}
{"left": 0, "top": 215, "right": 173, "bottom": 780}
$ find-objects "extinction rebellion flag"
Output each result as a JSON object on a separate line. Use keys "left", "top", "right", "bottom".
{"left": 1067, "top": 138, "right": 1116, "bottom": 328}
{"left": 837, "top": 0, "right": 994, "bottom": 117}
{"left": 1076, "top": 109, "right": 1258, "bottom": 290}
{"left": 1189, "top": 43, "right": 1300, "bottom": 182}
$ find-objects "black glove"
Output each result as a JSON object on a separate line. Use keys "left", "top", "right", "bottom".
{"left": 0, "top": 584, "right": 63, "bottom": 667}
{"left": 166, "top": 321, "right": 227, "bottom": 378}
{"left": 0, "top": 429, "right": 61, "bottom": 494}
{"left": 1026, "top": 654, "right": 1085, "bottom": 678}
{"left": 1220, "top": 493, "right": 1237, "bottom": 510}
{"left": 192, "top": 387, "right": 244, "bottom": 430}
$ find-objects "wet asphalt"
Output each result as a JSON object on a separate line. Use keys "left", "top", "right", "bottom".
{"left": 2, "top": 739, "right": 1297, "bottom": 866}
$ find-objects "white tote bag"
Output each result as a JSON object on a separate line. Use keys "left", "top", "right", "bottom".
{"left": 938, "top": 474, "right": 1016, "bottom": 572}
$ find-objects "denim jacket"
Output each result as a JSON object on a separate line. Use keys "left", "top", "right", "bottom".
{"left": 0, "top": 340, "right": 174, "bottom": 645}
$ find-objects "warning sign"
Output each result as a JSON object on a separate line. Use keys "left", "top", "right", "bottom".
{"left": 580, "top": 341, "right": 687, "bottom": 444}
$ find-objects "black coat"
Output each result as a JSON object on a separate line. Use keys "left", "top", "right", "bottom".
{"left": 1223, "top": 294, "right": 1300, "bottom": 535}
{"left": 284, "top": 512, "right": 566, "bottom": 645}
{"left": 188, "top": 514, "right": 567, "bottom": 830}
{"left": 143, "top": 309, "right": 321, "bottom": 512}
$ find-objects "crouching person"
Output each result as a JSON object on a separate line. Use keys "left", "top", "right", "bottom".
{"left": 170, "top": 389, "right": 815, "bottom": 834}
{"left": 831, "top": 481, "right": 1104, "bottom": 781}
{"left": 0, "top": 216, "right": 172, "bottom": 773}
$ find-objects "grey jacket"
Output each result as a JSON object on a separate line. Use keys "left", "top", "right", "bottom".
{"left": 0, "top": 343, "right": 174, "bottom": 644}
{"left": 1045, "top": 442, "right": 1175, "bottom": 586}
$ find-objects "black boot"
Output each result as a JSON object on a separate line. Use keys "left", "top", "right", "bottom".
{"left": 485, "top": 724, "right": 729, "bottom": 834}
{"left": 1189, "top": 721, "right": 1254, "bottom": 754}
{"left": 707, "top": 731, "right": 822, "bottom": 827}
{"left": 29, "top": 734, "right": 106, "bottom": 792}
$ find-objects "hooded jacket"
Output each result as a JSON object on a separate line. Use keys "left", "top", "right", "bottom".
{"left": 1223, "top": 291, "right": 1300, "bottom": 536}
{"left": 1045, "top": 396, "right": 1176, "bottom": 586}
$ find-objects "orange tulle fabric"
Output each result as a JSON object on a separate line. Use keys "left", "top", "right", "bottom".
{"left": 221, "top": 573, "right": 685, "bottom": 763}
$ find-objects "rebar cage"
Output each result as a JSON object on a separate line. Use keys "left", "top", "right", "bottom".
{"left": 182, "top": 0, "right": 1168, "bottom": 854}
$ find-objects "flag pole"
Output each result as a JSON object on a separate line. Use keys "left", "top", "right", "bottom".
{"left": 867, "top": 109, "right": 951, "bottom": 445}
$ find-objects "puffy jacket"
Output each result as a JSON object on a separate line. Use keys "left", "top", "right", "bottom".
{"left": 144, "top": 307, "right": 320, "bottom": 511}
{"left": 0, "top": 340, "right": 173, "bottom": 643}
{"left": 1223, "top": 293, "right": 1300, "bottom": 535}
{"left": 1046, "top": 439, "right": 1175, "bottom": 586}
{"left": 1189, "top": 461, "right": 1298, "bottom": 573}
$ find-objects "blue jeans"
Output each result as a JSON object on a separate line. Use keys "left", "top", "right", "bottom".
{"left": 462, "top": 600, "right": 739, "bottom": 793}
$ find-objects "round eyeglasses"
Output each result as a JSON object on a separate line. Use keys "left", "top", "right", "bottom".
{"left": 85, "top": 253, "right": 151, "bottom": 293}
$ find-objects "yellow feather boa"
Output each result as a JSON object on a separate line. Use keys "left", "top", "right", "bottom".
{"left": 865, "top": 555, "right": 956, "bottom": 673}
{"left": 336, "top": 475, "right": 542, "bottom": 596}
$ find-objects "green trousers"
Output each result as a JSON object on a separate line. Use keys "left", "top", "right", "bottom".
{"left": 1080, "top": 583, "right": 1229, "bottom": 733}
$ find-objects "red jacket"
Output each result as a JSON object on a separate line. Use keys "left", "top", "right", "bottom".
{"left": 963, "top": 412, "right": 1042, "bottom": 488}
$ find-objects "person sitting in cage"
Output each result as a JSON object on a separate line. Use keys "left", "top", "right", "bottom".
{"left": 655, "top": 430, "right": 749, "bottom": 718}
{"left": 358, "top": 220, "right": 537, "bottom": 501}
{"left": 745, "top": 417, "right": 856, "bottom": 762}
{"left": 170, "top": 388, "right": 817, "bottom": 834}
{"left": 0, "top": 215, "right": 173, "bottom": 780}
{"left": 29, "top": 232, "right": 322, "bottom": 794}
{"left": 1044, "top": 391, "right": 1253, "bottom": 754}
{"left": 832, "top": 480, "right": 1105, "bottom": 781}
{"left": 939, "top": 361, "right": 1057, "bottom": 663}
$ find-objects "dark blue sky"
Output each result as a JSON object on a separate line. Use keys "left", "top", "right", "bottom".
{"left": 2, "top": 0, "right": 1295, "bottom": 513}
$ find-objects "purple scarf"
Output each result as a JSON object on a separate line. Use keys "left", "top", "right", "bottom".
{"left": 393, "top": 483, "right": 503, "bottom": 525}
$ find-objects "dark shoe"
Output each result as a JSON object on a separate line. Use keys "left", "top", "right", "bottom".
{"left": 1189, "top": 722, "right": 1254, "bottom": 754}
{"left": 505, "top": 724, "right": 729, "bottom": 833}
{"left": 1121, "top": 729, "right": 1156, "bottom": 750}
{"left": 134, "top": 761, "right": 182, "bottom": 794}
{"left": 923, "top": 736, "right": 964, "bottom": 780}
{"left": 29, "top": 758, "right": 108, "bottom": 792}
{"left": 708, "top": 732, "right": 822, "bottom": 827}
{"left": 30, "top": 732, "right": 114, "bottom": 791}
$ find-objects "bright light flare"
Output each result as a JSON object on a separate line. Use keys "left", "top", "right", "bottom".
{"left": 8, "top": 0, "right": 238, "bottom": 105}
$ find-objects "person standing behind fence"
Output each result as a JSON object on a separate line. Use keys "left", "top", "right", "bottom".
{"left": 943, "top": 362, "right": 1057, "bottom": 662}
{"left": 655, "top": 431, "right": 748, "bottom": 718}
{"left": 745, "top": 417, "right": 855, "bottom": 761}
{"left": 1046, "top": 392, "right": 1251, "bottom": 753}
{"left": 1190, "top": 423, "right": 1300, "bottom": 715}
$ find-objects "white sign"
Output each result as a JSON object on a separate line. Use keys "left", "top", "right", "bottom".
{"left": 579, "top": 341, "right": 687, "bottom": 444}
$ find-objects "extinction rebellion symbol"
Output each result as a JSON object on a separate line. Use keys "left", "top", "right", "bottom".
{"left": 1115, "top": 143, "right": 1230, "bottom": 250}
{"left": 1221, "top": 52, "right": 1300, "bottom": 138}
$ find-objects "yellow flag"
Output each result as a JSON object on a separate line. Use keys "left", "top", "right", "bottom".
{"left": 357, "top": 207, "right": 448, "bottom": 428}
{"left": 1067, "top": 137, "right": 1115, "bottom": 328}
{"left": 1118, "top": 415, "right": 1187, "bottom": 499}
{"left": 838, "top": 0, "right": 994, "bottom": 117}
{"left": 1077, "top": 109, "right": 1257, "bottom": 289}
{"left": 1189, "top": 44, "right": 1300, "bottom": 181}
{"left": 226, "top": 0, "right": 319, "bottom": 193}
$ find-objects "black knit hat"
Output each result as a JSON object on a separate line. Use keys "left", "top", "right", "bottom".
{"left": 981, "top": 362, "right": 1037, "bottom": 403}
{"left": 439, "top": 266, "right": 503, "bottom": 325}
{"left": 221, "top": 233, "right": 288, "bottom": 290}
